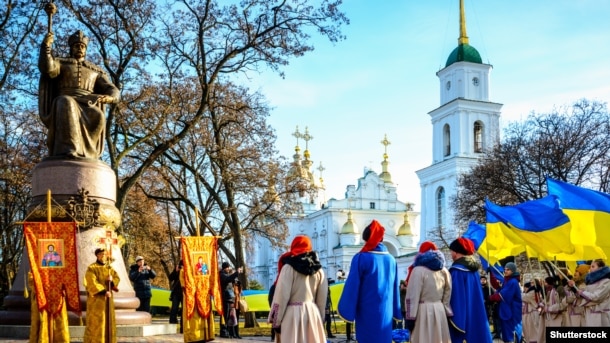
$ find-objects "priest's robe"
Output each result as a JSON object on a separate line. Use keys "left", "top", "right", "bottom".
{"left": 83, "top": 262, "right": 120, "bottom": 343}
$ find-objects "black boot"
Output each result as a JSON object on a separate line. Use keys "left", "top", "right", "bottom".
{"left": 234, "top": 324, "right": 242, "bottom": 339}
{"left": 219, "top": 323, "right": 230, "bottom": 338}
{"left": 326, "top": 321, "right": 335, "bottom": 338}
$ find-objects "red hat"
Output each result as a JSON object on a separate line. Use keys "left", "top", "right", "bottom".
{"left": 405, "top": 241, "right": 439, "bottom": 286}
{"left": 419, "top": 241, "right": 438, "bottom": 253}
{"left": 360, "top": 220, "right": 385, "bottom": 253}
{"left": 449, "top": 237, "right": 475, "bottom": 255}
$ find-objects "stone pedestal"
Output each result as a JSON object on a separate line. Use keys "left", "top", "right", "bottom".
{"left": 0, "top": 159, "right": 150, "bottom": 325}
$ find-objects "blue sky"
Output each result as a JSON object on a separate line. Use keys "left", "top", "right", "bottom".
{"left": 243, "top": 0, "right": 610, "bottom": 210}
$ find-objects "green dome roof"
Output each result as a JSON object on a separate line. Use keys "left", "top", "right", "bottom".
{"left": 445, "top": 43, "right": 482, "bottom": 67}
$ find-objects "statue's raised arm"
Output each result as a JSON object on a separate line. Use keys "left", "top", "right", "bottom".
{"left": 38, "top": 30, "right": 120, "bottom": 160}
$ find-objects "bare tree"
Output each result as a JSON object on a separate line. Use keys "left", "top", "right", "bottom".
{"left": 0, "top": 1, "right": 45, "bottom": 93}
{"left": 453, "top": 99, "right": 610, "bottom": 228}
{"left": 141, "top": 82, "right": 307, "bottom": 288}
{"left": 0, "top": 108, "right": 46, "bottom": 298}
{"left": 0, "top": 0, "right": 347, "bottom": 295}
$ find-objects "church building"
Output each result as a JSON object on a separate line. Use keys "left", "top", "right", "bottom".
{"left": 248, "top": 0, "right": 503, "bottom": 288}
{"left": 249, "top": 129, "right": 419, "bottom": 289}
{"left": 416, "top": 0, "right": 502, "bottom": 244}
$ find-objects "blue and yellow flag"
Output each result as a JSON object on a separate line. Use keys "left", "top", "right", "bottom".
{"left": 484, "top": 202, "right": 540, "bottom": 264}
{"left": 463, "top": 221, "right": 504, "bottom": 282}
{"left": 547, "top": 178, "right": 610, "bottom": 259}
{"left": 463, "top": 221, "right": 486, "bottom": 250}
{"left": 485, "top": 196, "right": 574, "bottom": 261}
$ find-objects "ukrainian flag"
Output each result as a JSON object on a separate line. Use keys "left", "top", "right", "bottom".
{"left": 485, "top": 196, "right": 574, "bottom": 261}
{"left": 463, "top": 221, "right": 486, "bottom": 250}
{"left": 483, "top": 206, "right": 533, "bottom": 264}
{"left": 463, "top": 221, "right": 504, "bottom": 282}
{"left": 547, "top": 178, "right": 610, "bottom": 259}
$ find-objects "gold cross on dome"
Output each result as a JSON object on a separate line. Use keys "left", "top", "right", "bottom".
{"left": 302, "top": 126, "right": 313, "bottom": 150}
{"left": 381, "top": 134, "right": 391, "bottom": 153}
{"left": 292, "top": 126, "right": 302, "bottom": 147}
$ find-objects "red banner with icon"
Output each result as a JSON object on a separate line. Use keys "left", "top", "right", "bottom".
{"left": 24, "top": 222, "right": 81, "bottom": 316}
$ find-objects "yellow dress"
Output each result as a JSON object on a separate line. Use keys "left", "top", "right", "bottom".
{"left": 83, "top": 262, "right": 120, "bottom": 343}
{"left": 28, "top": 272, "right": 70, "bottom": 343}
{"left": 180, "top": 270, "right": 215, "bottom": 342}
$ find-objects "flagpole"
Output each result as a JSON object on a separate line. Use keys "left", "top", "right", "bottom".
{"left": 195, "top": 207, "right": 200, "bottom": 236}
{"left": 46, "top": 190, "right": 54, "bottom": 343}
{"left": 105, "top": 237, "right": 112, "bottom": 343}
{"left": 546, "top": 259, "right": 569, "bottom": 280}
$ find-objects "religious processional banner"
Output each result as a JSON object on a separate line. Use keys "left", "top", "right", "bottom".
{"left": 181, "top": 236, "right": 222, "bottom": 319}
{"left": 24, "top": 222, "right": 81, "bottom": 316}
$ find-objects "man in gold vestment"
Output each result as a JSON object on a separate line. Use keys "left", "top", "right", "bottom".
{"left": 84, "top": 248, "right": 119, "bottom": 343}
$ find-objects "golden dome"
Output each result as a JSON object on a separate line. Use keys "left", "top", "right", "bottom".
{"left": 397, "top": 213, "right": 412, "bottom": 236}
{"left": 340, "top": 210, "right": 359, "bottom": 234}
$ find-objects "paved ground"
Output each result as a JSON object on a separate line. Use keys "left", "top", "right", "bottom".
{"left": 0, "top": 333, "right": 507, "bottom": 343}
{"left": 0, "top": 334, "right": 352, "bottom": 342}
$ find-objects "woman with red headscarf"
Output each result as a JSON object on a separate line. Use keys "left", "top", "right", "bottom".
{"left": 404, "top": 241, "right": 452, "bottom": 342}
{"left": 268, "top": 235, "right": 328, "bottom": 343}
{"left": 337, "top": 220, "right": 402, "bottom": 343}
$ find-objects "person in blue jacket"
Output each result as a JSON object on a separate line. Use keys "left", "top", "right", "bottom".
{"left": 338, "top": 220, "right": 402, "bottom": 343}
{"left": 129, "top": 255, "right": 157, "bottom": 313}
{"left": 489, "top": 262, "right": 523, "bottom": 343}
{"left": 448, "top": 237, "right": 492, "bottom": 343}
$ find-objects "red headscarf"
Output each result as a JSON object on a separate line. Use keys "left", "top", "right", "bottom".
{"left": 273, "top": 235, "right": 313, "bottom": 285}
{"left": 360, "top": 220, "right": 385, "bottom": 253}
{"left": 289, "top": 235, "right": 312, "bottom": 255}
{"left": 406, "top": 241, "right": 439, "bottom": 285}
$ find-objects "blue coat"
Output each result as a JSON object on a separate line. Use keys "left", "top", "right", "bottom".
{"left": 338, "top": 243, "right": 402, "bottom": 343}
{"left": 449, "top": 257, "right": 492, "bottom": 343}
{"left": 492, "top": 275, "right": 523, "bottom": 342}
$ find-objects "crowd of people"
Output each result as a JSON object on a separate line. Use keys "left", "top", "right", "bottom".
{"left": 79, "top": 221, "right": 610, "bottom": 343}
{"left": 264, "top": 221, "right": 610, "bottom": 343}
{"left": 513, "top": 259, "right": 610, "bottom": 343}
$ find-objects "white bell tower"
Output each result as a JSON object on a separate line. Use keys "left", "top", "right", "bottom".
{"left": 416, "top": 0, "right": 502, "bottom": 243}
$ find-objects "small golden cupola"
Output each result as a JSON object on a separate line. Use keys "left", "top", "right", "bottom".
{"left": 339, "top": 209, "right": 360, "bottom": 246}
{"left": 397, "top": 212, "right": 415, "bottom": 248}
{"left": 397, "top": 213, "right": 412, "bottom": 236}
{"left": 340, "top": 210, "right": 358, "bottom": 234}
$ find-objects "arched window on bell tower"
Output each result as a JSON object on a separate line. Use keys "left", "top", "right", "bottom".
{"left": 474, "top": 121, "right": 483, "bottom": 153}
{"left": 443, "top": 124, "right": 451, "bottom": 157}
{"left": 436, "top": 186, "right": 446, "bottom": 229}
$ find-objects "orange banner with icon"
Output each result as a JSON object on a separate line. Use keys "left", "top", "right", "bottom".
{"left": 181, "top": 236, "right": 222, "bottom": 319}
{"left": 24, "top": 222, "right": 81, "bottom": 316}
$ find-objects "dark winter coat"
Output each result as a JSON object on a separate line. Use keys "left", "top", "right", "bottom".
{"left": 129, "top": 264, "right": 156, "bottom": 298}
